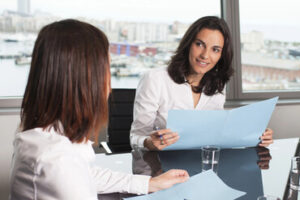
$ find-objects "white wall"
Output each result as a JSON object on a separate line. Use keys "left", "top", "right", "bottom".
{"left": 269, "top": 104, "right": 300, "bottom": 139}
{"left": 0, "top": 115, "right": 20, "bottom": 200}
{"left": 0, "top": 104, "right": 300, "bottom": 199}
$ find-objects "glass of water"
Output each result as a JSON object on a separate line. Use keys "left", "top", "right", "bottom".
{"left": 290, "top": 156, "right": 300, "bottom": 190}
{"left": 201, "top": 146, "right": 220, "bottom": 173}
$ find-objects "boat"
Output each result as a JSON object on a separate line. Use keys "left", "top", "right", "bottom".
{"left": 115, "top": 68, "right": 140, "bottom": 77}
{"left": 15, "top": 56, "right": 31, "bottom": 65}
{"left": 289, "top": 49, "right": 300, "bottom": 57}
{"left": 4, "top": 39, "right": 18, "bottom": 43}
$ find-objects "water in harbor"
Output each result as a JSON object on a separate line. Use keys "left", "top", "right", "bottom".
{"left": 0, "top": 59, "right": 141, "bottom": 97}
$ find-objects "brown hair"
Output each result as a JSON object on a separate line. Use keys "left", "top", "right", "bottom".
{"left": 168, "top": 16, "right": 234, "bottom": 95}
{"left": 21, "top": 19, "right": 110, "bottom": 143}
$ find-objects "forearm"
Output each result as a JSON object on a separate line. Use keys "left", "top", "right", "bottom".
{"left": 91, "top": 166, "right": 150, "bottom": 194}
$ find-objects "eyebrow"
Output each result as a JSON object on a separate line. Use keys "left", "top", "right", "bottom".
{"left": 195, "top": 39, "right": 223, "bottom": 49}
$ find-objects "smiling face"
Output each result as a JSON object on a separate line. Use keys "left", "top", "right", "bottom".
{"left": 188, "top": 28, "right": 224, "bottom": 77}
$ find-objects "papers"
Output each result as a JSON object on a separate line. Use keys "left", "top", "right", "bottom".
{"left": 123, "top": 170, "right": 245, "bottom": 200}
{"left": 165, "top": 97, "right": 278, "bottom": 150}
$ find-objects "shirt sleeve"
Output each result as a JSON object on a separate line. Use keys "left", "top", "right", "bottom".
{"left": 130, "top": 70, "right": 162, "bottom": 148}
{"left": 90, "top": 166, "right": 151, "bottom": 195}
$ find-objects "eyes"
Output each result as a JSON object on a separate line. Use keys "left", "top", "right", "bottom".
{"left": 194, "top": 40, "right": 222, "bottom": 53}
{"left": 195, "top": 41, "right": 204, "bottom": 47}
{"left": 213, "top": 47, "right": 221, "bottom": 53}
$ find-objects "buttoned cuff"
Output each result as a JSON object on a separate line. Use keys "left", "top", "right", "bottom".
{"left": 131, "top": 135, "right": 149, "bottom": 149}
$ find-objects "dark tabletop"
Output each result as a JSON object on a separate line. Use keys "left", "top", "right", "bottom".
{"left": 96, "top": 138, "right": 299, "bottom": 200}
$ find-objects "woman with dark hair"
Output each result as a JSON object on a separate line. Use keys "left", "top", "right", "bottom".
{"left": 9, "top": 19, "right": 189, "bottom": 200}
{"left": 130, "top": 16, "right": 273, "bottom": 150}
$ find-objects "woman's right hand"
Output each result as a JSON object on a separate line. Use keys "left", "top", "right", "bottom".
{"left": 148, "top": 169, "right": 189, "bottom": 193}
{"left": 144, "top": 129, "right": 179, "bottom": 150}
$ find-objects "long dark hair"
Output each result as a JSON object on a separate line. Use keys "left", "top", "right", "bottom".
{"left": 168, "top": 16, "right": 234, "bottom": 95}
{"left": 21, "top": 19, "right": 110, "bottom": 143}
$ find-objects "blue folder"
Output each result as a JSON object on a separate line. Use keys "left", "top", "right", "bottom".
{"left": 165, "top": 97, "right": 278, "bottom": 150}
{"left": 123, "top": 170, "right": 245, "bottom": 200}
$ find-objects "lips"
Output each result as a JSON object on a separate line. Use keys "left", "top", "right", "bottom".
{"left": 196, "top": 58, "right": 209, "bottom": 67}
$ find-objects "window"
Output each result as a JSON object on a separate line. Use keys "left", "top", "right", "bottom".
{"left": 2, "top": 0, "right": 300, "bottom": 108}
{"left": 224, "top": 0, "right": 300, "bottom": 100}
{"left": 0, "top": 0, "right": 220, "bottom": 104}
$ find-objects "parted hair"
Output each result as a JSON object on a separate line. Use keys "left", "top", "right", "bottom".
{"left": 167, "top": 16, "right": 234, "bottom": 95}
{"left": 21, "top": 19, "right": 110, "bottom": 143}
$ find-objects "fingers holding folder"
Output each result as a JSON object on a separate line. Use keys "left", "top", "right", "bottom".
{"left": 144, "top": 129, "right": 179, "bottom": 150}
{"left": 259, "top": 128, "right": 274, "bottom": 147}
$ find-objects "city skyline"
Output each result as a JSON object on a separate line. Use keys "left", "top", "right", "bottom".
{"left": 0, "top": 0, "right": 220, "bottom": 23}
{"left": 1, "top": 0, "right": 300, "bottom": 43}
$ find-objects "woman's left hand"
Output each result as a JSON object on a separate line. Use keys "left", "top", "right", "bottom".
{"left": 259, "top": 128, "right": 273, "bottom": 147}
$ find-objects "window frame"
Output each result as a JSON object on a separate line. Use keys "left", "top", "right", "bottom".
{"left": 0, "top": 98, "right": 22, "bottom": 108}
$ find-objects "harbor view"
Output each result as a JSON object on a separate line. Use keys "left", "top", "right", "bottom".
{"left": 1, "top": 0, "right": 300, "bottom": 97}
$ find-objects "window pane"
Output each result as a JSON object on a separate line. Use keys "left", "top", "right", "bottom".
{"left": 240, "top": 0, "right": 300, "bottom": 92}
{"left": 0, "top": 0, "right": 220, "bottom": 97}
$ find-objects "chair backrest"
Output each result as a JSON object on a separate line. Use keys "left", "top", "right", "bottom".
{"left": 107, "top": 89, "right": 135, "bottom": 153}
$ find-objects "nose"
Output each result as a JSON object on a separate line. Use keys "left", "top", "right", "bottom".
{"left": 200, "top": 48, "right": 208, "bottom": 59}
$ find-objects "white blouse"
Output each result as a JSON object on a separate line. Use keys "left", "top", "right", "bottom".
{"left": 10, "top": 127, "right": 150, "bottom": 200}
{"left": 130, "top": 68, "right": 225, "bottom": 148}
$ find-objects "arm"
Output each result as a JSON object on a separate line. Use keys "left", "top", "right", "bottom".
{"left": 130, "top": 70, "right": 178, "bottom": 150}
{"left": 91, "top": 166, "right": 189, "bottom": 194}
{"left": 130, "top": 70, "right": 162, "bottom": 148}
{"left": 42, "top": 154, "right": 187, "bottom": 196}
{"left": 90, "top": 166, "right": 150, "bottom": 194}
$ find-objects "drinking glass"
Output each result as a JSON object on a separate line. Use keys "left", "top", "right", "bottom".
{"left": 201, "top": 146, "right": 220, "bottom": 173}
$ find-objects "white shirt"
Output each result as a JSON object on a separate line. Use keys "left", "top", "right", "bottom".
{"left": 10, "top": 127, "right": 150, "bottom": 200}
{"left": 130, "top": 68, "right": 225, "bottom": 148}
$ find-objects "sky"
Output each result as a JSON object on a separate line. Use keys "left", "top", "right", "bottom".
{"left": 0, "top": 0, "right": 300, "bottom": 41}
{"left": 0, "top": 0, "right": 220, "bottom": 23}
{"left": 239, "top": 0, "right": 300, "bottom": 42}
{"left": 239, "top": 0, "right": 300, "bottom": 26}
{"left": 0, "top": 0, "right": 299, "bottom": 24}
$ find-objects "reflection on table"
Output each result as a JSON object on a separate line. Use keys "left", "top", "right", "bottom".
{"left": 134, "top": 148, "right": 264, "bottom": 199}
{"left": 97, "top": 138, "right": 299, "bottom": 200}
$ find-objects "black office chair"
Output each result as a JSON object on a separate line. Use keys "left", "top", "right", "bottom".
{"left": 100, "top": 89, "right": 135, "bottom": 154}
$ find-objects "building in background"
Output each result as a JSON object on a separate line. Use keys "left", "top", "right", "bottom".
{"left": 18, "top": 0, "right": 30, "bottom": 15}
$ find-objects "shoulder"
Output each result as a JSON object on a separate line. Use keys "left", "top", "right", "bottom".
{"left": 136, "top": 67, "right": 168, "bottom": 91}
{"left": 213, "top": 91, "right": 225, "bottom": 100}
{"left": 138, "top": 67, "right": 174, "bottom": 87}
{"left": 142, "top": 67, "right": 168, "bottom": 80}
{"left": 13, "top": 128, "right": 73, "bottom": 163}
{"left": 12, "top": 129, "right": 97, "bottom": 199}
